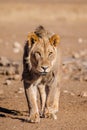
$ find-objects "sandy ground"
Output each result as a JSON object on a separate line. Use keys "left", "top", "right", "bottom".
{"left": 0, "top": 1, "right": 87, "bottom": 130}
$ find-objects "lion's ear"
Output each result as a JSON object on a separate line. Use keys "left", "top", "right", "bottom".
{"left": 49, "top": 34, "right": 60, "bottom": 47}
{"left": 27, "top": 33, "right": 39, "bottom": 47}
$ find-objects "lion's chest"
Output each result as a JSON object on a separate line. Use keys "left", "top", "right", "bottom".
{"left": 33, "top": 72, "right": 54, "bottom": 86}
{"left": 23, "top": 71, "right": 55, "bottom": 87}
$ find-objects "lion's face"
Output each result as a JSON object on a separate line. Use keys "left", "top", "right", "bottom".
{"left": 26, "top": 33, "right": 60, "bottom": 75}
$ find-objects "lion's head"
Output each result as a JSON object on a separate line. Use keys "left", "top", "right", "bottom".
{"left": 24, "top": 26, "right": 60, "bottom": 76}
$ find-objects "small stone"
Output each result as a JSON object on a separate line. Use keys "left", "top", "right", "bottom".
{"left": 13, "top": 126, "right": 16, "bottom": 129}
{"left": 78, "top": 38, "right": 83, "bottom": 44}
{"left": 70, "top": 92, "right": 75, "bottom": 96}
{"left": 13, "top": 41, "right": 22, "bottom": 53}
{"left": 80, "top": 91, "right": 87, "bottom": 97}
{"left": 4, "top": 80, "right": 11, "bottom": 85}
{"left": 13, "top": 74, "right": 20, "bottom": 80}
{"left": 0, "top": 56, "right": 10, "bottom": 66}
{"left": 18, "top": 87, "right": 24, "bottom": 93}
{"left": 79, "top": 50, "right": 87, "bottom": 57}
{"left": 12, "top": 61, "right": 20, "bottom": 67}
{"left": 63, "top": 90, "right": 69, "bottom": 93}
{"left": 63, "top": 90, "right": 75, "bottom": 96}
{"left": 13, "top": 41, "right": 21, "bottom": 48}
{"left": 13, "top": 48, "right": 20, "bottom": 53}
{"left": 72, "top": 52, "right": 80, "bottom": 59}
{"left": 6, "top": 67, "right": 15, "bottom": 75}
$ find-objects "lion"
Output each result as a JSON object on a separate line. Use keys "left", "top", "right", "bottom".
{"left": 22, "top": 26, "right": 61, "bottom": 123}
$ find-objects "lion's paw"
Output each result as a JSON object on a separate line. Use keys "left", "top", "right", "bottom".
{"left": 29, "top": 113, "right": 40, "bottom": 123}
{"left": 45, "top": 112, "right": 57, "bottom": 120}
{"left": 44, "top": 109, "right": 57, "bottom": 120}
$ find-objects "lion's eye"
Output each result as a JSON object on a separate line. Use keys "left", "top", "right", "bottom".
{"left": 35, "top": 51, "right": 41, "bottom": 58}
{"left": 49, "top": 52, "right": 53, "bottom": 56}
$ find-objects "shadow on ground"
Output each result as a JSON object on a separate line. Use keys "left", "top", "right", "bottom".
{"left": 0, "top": 107, "right": 30, "bottom": 123}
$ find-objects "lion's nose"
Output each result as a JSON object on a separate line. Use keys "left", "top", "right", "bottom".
{"left": 41, "top": 66, "right": 48, "bottom": 71}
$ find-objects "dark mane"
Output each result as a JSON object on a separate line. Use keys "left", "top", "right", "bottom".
{"left": 34, "top": 25, "right": 47, "bottom": 38}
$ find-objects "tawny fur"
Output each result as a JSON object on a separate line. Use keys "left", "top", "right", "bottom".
{"left": 22, "top": 26, "right": 61, "bottom": 123}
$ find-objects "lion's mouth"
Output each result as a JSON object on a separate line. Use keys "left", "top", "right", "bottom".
{"left": 39, "top": 71, "right": 48, "bottom": 76}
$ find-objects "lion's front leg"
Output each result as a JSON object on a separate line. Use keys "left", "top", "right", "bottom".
{"left": 38, "top": 84, "right": 46, "bottom": 117}
{"left": 24, "top": 82, "right": 40, "bottom": 123}
{"left": 45, "top": 84, "right": 60, "bottom": 120}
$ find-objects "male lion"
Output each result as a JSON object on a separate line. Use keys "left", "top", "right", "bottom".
{"left": 22, "top": 26, "right": 61, "bottom": 123}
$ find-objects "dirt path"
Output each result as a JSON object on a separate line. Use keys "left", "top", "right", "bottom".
{"left": 0, "top": 2, "right": 87, "bottom": 130}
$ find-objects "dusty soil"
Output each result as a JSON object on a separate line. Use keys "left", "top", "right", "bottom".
{"left": 0, "top": 1, "right": 87, "bottom": 130}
